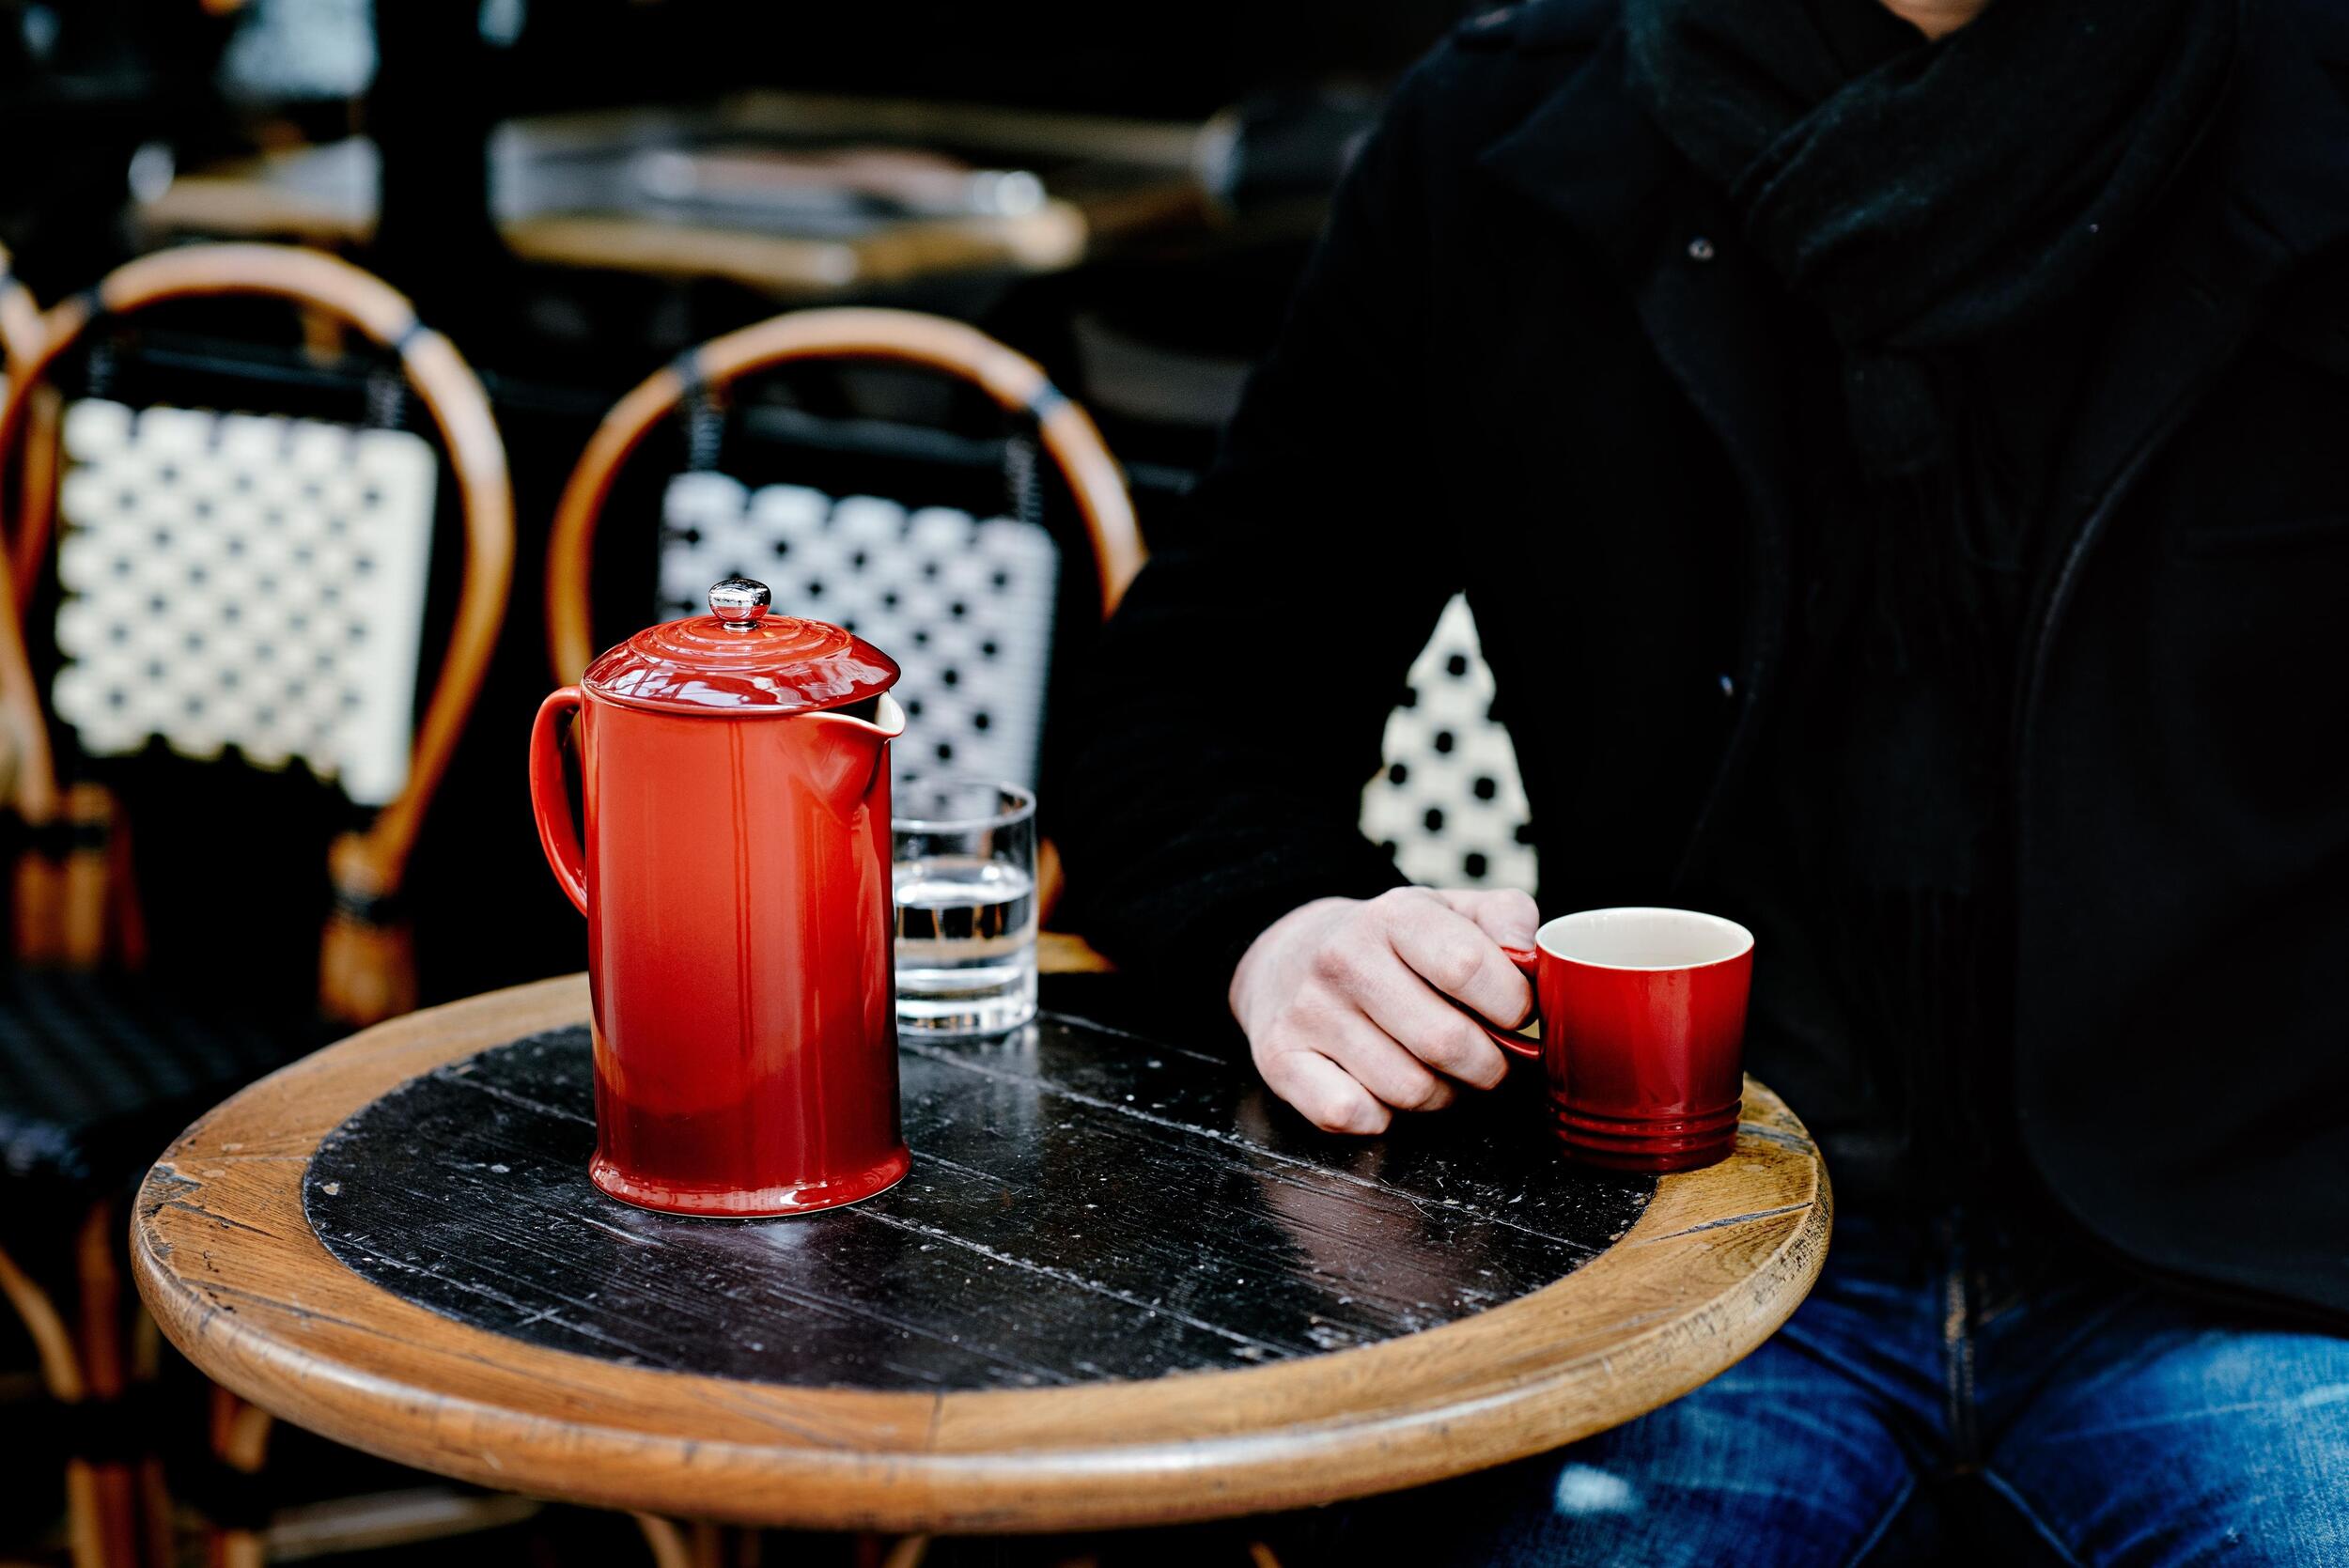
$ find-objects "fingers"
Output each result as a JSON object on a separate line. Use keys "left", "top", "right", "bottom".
{"left": 1301, "top": 890, "right": 1520, "bottom": 1088}
{"left": 1376, "top": 889, "right": 1534, "bottom": 1034}
{"left": 1258, "top": 1007, "right": 1454, "bottom": 1136}
{"left": 1314, "top": 1009, "right": 1456, "bottom": 1113}
{"left": 1257, "top": 1046, "right": 1391, "bottom": 1135}
{"left": 1323, "top": 925, "right": 1511, "bottom": 1089}
{"left": 1437, "top": 886, "right": 1540, "bottom": 952}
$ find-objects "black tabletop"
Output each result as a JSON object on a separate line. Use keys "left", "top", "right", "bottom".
{"left": 306, "top": 996, "right": 1655, "bottom": 1394}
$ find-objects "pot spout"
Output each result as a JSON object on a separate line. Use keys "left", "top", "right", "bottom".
{"left": 800, "top": 691, "right": 905, "bottom": 815}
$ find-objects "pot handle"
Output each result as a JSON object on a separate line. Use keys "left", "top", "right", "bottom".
{"left": 529, "top": 687, "right": 588, "bottom": 916}
{"left": 1470, "top": 945, "right": 1545, "bottom": 1062}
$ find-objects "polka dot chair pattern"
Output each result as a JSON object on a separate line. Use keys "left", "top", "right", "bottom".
{"left": 46, "top": 397, "right": 439, "bottom": 807}
{"left": 1361, "top": 594, "right": 1537, "bottom": 892}
{"left": 659, "top": 471, "right": 1061, "bottom": 787}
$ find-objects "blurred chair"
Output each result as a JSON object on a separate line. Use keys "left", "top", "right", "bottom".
{"left": 545, "top": 306, "right": 1144, "bottom": 912}
{"left": 0, "top": 242, "right": 514, "bottom": 1568}
{"left": 1361, "top": 594, "right": 1537, "bottom": 893}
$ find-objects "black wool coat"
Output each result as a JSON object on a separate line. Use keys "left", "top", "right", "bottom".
{"left": 1056, "top": 0, "right": 2349, "bottom": 1323}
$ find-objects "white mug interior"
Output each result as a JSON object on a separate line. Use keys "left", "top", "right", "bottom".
{"left": 1535, "top": 907, "right": 1754, "bottom": 971}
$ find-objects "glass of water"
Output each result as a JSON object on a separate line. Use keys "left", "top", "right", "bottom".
{"left": 892, "top": 778, "right": 1038, "bottom": 1035}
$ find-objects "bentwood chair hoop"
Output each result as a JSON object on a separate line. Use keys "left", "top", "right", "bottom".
{"left": 543, "top": 305, "right": 1144, "bottom": 683}
{"left": 0, "top": 242, "right": 43, "bottom": 367}
{"left": 0, "top": 243, "right": 58, "bottom": 828}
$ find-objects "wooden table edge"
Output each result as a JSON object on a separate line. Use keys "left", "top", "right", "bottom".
{"left": 132, "top": 975, "right": 1831, "bottom": 1533}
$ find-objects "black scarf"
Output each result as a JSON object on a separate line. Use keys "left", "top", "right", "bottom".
{"left": 1626, "top": 0, "right": 2239, "bottom": 477}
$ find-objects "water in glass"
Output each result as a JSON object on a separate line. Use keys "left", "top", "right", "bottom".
{"left": 892, "top": 778, "right": 1038, "bottom": 1034}
{"left": 893, "top": 857, "right": 1036, "bottom": 1032}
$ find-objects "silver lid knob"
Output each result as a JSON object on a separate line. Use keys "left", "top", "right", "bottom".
{"left": 709, "top": 577, "right": 770, "bottom": 629}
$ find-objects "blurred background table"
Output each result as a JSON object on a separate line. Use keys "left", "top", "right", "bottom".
{"left": 133, "top": 97, "right": 1219, "bottom": 300}
{"left": 131, "top": 973, "right": 1829, "bottom": 1541}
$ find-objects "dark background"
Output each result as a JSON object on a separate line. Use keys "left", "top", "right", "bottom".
{"left": 0, "top": 0, "right": 1487, "bottom": 1013}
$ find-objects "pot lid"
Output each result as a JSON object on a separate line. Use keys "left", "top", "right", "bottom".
{"left": 583, "top": 578, "right": 900, "bottom": 714}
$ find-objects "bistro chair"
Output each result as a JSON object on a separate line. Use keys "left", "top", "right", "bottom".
{"left": 1361, "top": 593, "right": 1538, "bottom": 893}
{"left": 1, "top": 242, "right": 148, "bottom": 1568}
{"left": 545, "top": 306, "right": 1144, "bottom": 913}
{"left": 0, "top": 242, "right": 138, "bottom": 1568}
{"left": 0, "top": 242, "right": 514, "bottom": 1568}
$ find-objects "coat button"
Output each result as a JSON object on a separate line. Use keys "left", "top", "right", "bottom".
{"left": 1687, "top": 236, "right": 1717, "bottom": 262}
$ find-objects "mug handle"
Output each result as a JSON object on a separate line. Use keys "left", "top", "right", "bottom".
{"left": 529, "top": 687, "right": 588, "bottom": 916}
{"left": 1473, "top": 944, "right": 1545, "bottom": 1062}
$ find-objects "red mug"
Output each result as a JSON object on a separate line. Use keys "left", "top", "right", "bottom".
{"left": 1477, "top": 907, "right": 1754, "bottom": 1172}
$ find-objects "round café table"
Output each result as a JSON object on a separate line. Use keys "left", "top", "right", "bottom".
{"left": 131, "top": 973, "right": 1828, "bottom": 1538}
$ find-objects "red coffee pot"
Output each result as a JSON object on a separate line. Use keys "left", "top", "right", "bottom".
{"left": 529, "top": 577, "right": 910, "bottom": 1217}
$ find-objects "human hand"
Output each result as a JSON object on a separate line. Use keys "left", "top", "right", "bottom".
{"left": 1229, "top": 887, "right": 1538, "bottom": 1134}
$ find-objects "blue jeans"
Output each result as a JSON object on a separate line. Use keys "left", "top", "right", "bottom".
{"left": 1331, "top": 1212, "right": 2349, "bottom": 1565}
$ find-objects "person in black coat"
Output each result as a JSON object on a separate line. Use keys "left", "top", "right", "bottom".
{"left": 1058, "top": 0, "right": 2349, "bottom": 1558}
